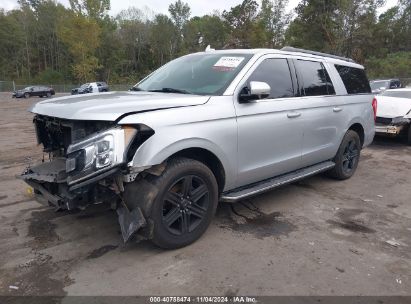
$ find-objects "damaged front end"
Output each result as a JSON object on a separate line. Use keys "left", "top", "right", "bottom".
{"left": 21, "top": 114, "right": 153, "bottom": 242}
{"left": 375, "top": 116, "right": 410, "bottom": 136}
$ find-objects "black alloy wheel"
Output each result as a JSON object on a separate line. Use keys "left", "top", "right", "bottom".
{"left": 342, "top": 139, "right": 359, "bottom": 175}
{"left": 327, "top": 130, "right": 361, "bottom": 180}
{"left": 162, "top": 175, "right": 209, "bottom": 236}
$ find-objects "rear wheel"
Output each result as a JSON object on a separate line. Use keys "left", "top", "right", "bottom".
{"left": 328, "top": 130, "right": 361, "bottom": 180}
{"left": 124, "top": 157, "right": 218, "bottom": 249}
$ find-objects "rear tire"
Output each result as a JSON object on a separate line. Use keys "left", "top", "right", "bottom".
{"left": 124, "top": 157, "right": 218, "bottom": 249}
{"left": 328, "top": 130, "right": 361, "bottom": 180}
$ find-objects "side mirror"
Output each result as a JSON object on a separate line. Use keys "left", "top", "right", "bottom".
{"left": 239, "top": 81, "right": 271, "bottom": 103}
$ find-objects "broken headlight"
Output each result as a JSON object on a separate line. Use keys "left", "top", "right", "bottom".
{"left": 66, "top": 126, "right": 136, "bottom": 184}
{"left": 391, "top": 116, "right": 410, "bottom": 125}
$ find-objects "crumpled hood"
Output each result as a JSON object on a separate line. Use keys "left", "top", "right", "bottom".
{"left": 30, "top": 91, "right": 210, "bottom": 121}
{"left": 376, "top": 96, "right": 411, "bottom": 118}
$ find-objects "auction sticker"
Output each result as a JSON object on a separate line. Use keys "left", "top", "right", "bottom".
{"left": 213, "top": 56, "right": 244, "bottom": 71}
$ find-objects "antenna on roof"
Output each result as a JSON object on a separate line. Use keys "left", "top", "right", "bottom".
{"left": 205, "top": 45, "right": 215, "bottom": 52}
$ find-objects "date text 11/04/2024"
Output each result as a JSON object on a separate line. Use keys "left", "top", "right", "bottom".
{"left": 149, "top": 296, "right": 257, "bottom": 303}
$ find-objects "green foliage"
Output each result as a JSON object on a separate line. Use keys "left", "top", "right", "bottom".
{"left": 366, "top": 52, "right": 411, "bottom": 79}
{"left": 34, "top": 68, "right": 65, "bottom": 84}
{"left": 69, "top": 0, "right": 110, "bottom": 19}
{"left": 1, "top": 0, "right": 410, "bottom": 85}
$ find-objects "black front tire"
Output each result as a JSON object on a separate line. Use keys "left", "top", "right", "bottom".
{"left": 328, "top": 130, "right": 361, "bottom": 180}
{"left": 46, "top": 92, "right": 51, "bottom": 98}
{"left": 24, "top": 93, "right": 30, "bottom": 98}
{"left": 124, "top": 157, "right": 218, "bottom": 249}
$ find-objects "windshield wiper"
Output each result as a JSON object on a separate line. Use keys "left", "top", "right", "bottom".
{"left": 130, "top": 86, "right": 144, "bottom": 91}
{"left": 148, "top": 88, "right": 192, "bottom": 94}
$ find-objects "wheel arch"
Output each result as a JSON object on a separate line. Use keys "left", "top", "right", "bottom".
{"left": 348, "top": 123, "right": 365, "bottom": 147}
{"left": 130, "top": 137, "right": 234, "bottom": 192}
{"left": 167, "top": 148, "right": 226, "bottom": 194}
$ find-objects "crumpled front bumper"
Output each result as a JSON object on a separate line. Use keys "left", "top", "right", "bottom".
{"left": 375, "top": 124, "right": 406, "bottom": 135}
{"left": 20, "top": 160, "right": 147, "bottom": 242}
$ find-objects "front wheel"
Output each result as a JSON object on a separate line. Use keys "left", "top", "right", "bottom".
{"left": 24, "top": 92, "right": 30, "bottom": 98}
{"left": 124, "top": 158, "right": 218, "bottom": 249}
{"left": 328, "top": 130, "right": 361, "bottom": 180}
{"left": 46, "top": 92, "right": 51, "bottom": 98}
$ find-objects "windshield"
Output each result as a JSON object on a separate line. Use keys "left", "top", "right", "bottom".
{"left": 80, "top": 83, "right": 90, "bottom": 88}
{"left": 382, "top": 90, "right": 411, "bottom": 99}
{"left": 134, "top": 53, "right": 253, "bottom": 95}
{"left": 24, "top": 87, "right": 33, "bottom": 90}
{"left": 370, "top": 81, "right": 389, "bottom": 90}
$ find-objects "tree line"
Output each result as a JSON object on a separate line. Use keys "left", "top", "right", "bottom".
{"left": 0, "top": 0, "right": 410, "bottom": 85}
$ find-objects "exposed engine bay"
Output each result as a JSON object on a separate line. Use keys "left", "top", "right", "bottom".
{"left": 21, "top": 114, "right": 154, "bottom": 242}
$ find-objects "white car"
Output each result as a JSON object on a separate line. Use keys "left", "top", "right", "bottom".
{"left": 375, "top": 88, "right": 411, "bottom": 144}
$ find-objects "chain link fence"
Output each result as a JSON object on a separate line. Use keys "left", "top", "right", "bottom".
{"left": 0, "top": 81, "right": 132, "bottom": 93}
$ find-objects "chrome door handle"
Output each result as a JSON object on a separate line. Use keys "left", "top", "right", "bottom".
{"left": 287, "top": 112, "right": 301, "bottom": 118}
{"left": 333, "top": 107, "right": 343, "bottom": 112}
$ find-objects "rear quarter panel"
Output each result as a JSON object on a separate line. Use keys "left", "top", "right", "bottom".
{"left": 325, "top": 61, "right": 375, "bottom": 149}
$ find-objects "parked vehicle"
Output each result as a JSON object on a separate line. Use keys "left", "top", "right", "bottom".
{"left": 71, "top": 82, "right": 109, "bottom": 95}
{"left": 12, "top": 86, "right": 55, "bottom": 98}
{"left": 374, "top": 88, "right": 411, "bottom": 144}
{"left": 21, "top": 47, "right": 375, "bottom": 249}
{"left": 370, "top": 79, "right": 402, "bottom": 94}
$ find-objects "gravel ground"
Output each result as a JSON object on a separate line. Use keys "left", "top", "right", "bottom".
{"left": 0, "top": 92, "right": 410, "bottom": 298}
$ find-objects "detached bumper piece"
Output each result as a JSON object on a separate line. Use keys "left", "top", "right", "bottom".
{"left": 117, "top": 206, "right": 147, "bottom": 242}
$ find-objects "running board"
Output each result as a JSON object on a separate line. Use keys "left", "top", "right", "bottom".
{"left": 220, "top": 161, "right": 335, "bottom": 203}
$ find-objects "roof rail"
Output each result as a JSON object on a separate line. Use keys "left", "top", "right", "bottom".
{"left": 281, "top": 46, "right": 355, "bottom": 63}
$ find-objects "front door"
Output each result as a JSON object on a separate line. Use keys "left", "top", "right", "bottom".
{"left": 234, "top": 57, "right": 305, "bottom": 187}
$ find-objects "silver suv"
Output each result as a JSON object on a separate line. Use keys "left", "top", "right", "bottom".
{"left": 21, "top": 47, "right": 375, "bottom": 249}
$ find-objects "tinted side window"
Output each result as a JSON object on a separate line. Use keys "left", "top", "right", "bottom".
{"left": 334, "top": 65, "right": 371, "bottom": 94}
{"left": 247, "top": 58, "right": 294, "bottom": 99}
{"left": 295, "top": 60, "right": 335, "bottom": 96}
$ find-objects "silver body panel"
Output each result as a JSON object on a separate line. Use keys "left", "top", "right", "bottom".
{"left": 30, "top": 49, "right": 375, "bottom": 192}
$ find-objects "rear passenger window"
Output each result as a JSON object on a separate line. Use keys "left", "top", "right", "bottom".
{"left": 295, "top": 60, "right": 335, "bottom": 96}
{"left": 334, "top": 65, "right": 371, "bottom": 94}
{"left": 247, "top": 58, "right": 294, "bottom": 99}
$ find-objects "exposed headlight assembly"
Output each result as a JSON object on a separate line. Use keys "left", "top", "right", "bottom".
{"left": 391, "top": 116, "right": 410, "bottom": 125}
{"left": 66, "top": 126, "right": 137, "bottom": 185}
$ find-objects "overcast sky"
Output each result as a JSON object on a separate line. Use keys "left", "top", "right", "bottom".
{"left": 1, "top": 0, "right": 399, "bottom": 17}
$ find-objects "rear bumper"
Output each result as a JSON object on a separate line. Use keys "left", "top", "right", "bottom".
{"left": 375, "top": 124, "right": 406, "bottom": 135}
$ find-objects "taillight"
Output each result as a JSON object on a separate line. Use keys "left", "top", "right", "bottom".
{"left": 372, "top": 97, "right": 377, "bottom": 122}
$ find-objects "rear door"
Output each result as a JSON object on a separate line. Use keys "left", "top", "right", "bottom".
{"left": 293, "top": 59, "right": 348, "bottom": 167}
{"left": 234, "top": 56, "right": 305, "bottom": 187}
{"left": 32, "top": 86, "right": 41, "bottom": 96}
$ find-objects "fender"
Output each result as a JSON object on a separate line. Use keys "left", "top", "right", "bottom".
{"left": 129, "top": 136, "right": 236, "bottom": 191}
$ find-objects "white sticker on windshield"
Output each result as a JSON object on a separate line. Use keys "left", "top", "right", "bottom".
{"left": 213, "top": 56, "right": 245, "bottom": 71}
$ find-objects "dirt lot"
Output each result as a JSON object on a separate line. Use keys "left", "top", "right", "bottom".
{"left": 0, "top": 92, "right": 410, "bottom": 298}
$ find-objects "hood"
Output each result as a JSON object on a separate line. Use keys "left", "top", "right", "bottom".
{"left": 376, "top": 96, "right": 411, "bottom": 118}
{"left": 29, "top": 91, "right": 210, "bottom": 121}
